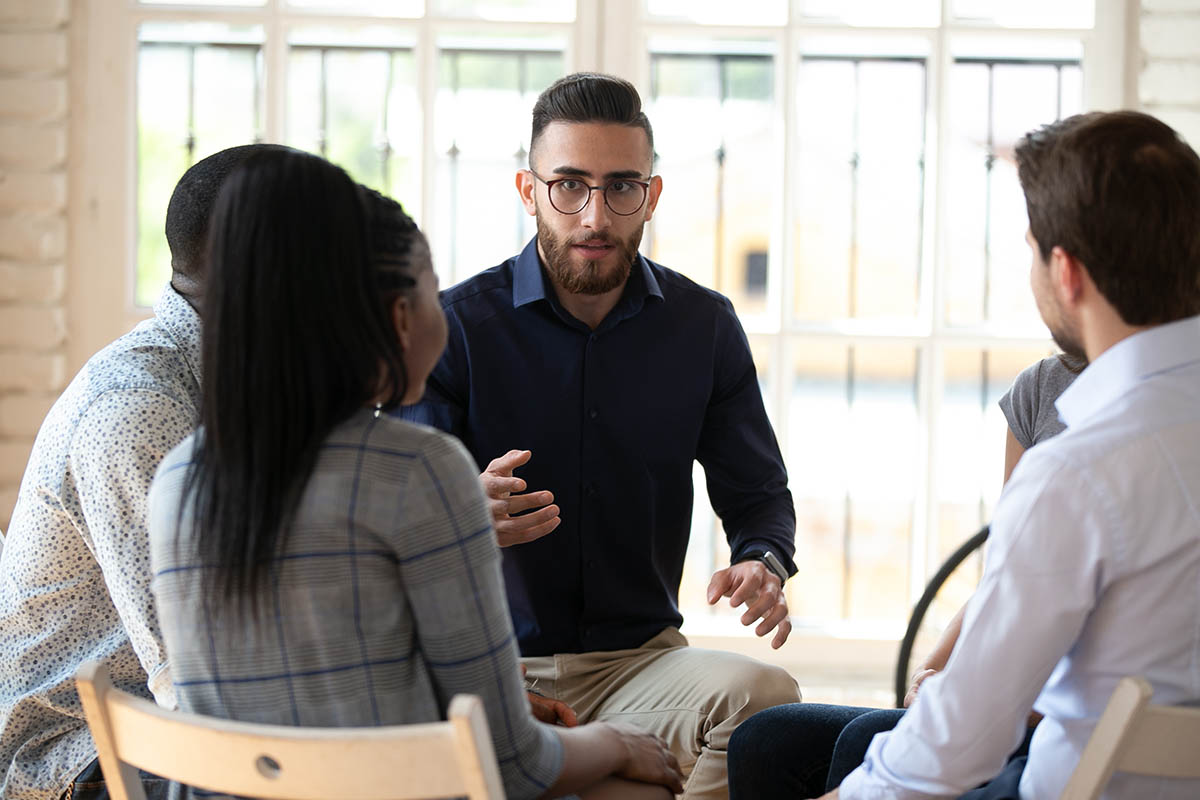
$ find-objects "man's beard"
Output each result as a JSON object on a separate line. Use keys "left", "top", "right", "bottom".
{"left": 1046, "top": 299, "right": 1087, "bottom": 361}
{"left": 536, "top": 209, "right": 642, "bottom": 296}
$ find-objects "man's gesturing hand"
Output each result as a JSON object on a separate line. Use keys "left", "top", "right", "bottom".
{"left": 481, "top": 449, "right": 561, "bottom": 547}
{"left": 706, "top": 560, "right": 792, "bottom": 649}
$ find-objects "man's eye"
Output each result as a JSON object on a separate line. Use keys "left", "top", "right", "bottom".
{"left": 608, "top": 181, "right": 634, "bottom": 193}
{"left": 558, "top": 180, "right": 583, "bottom": 191}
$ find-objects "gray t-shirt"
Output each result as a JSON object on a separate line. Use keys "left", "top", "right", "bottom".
{"left": 999, "top": 355, "right": 1083, "bottom": 449}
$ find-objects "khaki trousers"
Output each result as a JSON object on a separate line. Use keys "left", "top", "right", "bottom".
{"left": 521, "top": 628, "right": 801, "bottom": 800}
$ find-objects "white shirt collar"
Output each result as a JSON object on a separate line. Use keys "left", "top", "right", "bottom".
{"left": 1056, "top": 314, "right": 1200, "bottom": 429}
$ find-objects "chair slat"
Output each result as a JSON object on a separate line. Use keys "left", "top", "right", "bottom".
{"left": 76, "top": 661, "right": 505, "bottom": 800}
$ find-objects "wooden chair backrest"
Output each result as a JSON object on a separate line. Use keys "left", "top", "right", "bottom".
{"left": 1060, "top": 676, "right": 1200, "bottom": 799}
{"left": 75, "top": 661, "right": 506, "bottom": 800}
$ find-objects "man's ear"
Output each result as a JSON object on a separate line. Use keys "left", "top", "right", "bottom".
{"left": 391, "top": 295, "right": 412, "bottom": 351}
{"left": 516, "top": 169, "right": 537, "bottom": 216}
{"left": 643, "top": 174, "right": 664, "bottom": 223}
{"left": 1050, "top": 246, "right": 1085, "bottom": 307}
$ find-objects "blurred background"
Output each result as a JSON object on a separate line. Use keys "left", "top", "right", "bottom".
{"left": 3, "top": 0, "right": 1196, "bottom": 705}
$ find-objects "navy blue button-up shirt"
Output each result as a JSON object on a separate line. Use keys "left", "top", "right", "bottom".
{"left": 402, "top": 239, "right": 795, "bottom": 656}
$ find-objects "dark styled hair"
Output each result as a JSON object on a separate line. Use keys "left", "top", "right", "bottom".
{"left": 165, "top": 144, "right": 291, "bottom": 280}
{"left": 1015, "top": 110, "right": 1200, "bottom": 326}
{"left": 187, "top": 149, "right": 423, "bottom": 610}
{"left": 530, "top": 72, "right": 654, "bottom": 164}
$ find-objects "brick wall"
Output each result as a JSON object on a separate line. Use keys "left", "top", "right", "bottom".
{"left": 0, "top": 0, "right": 70, "bottom": 530}
{"left": 1140, "top": 0, "right": 1200, "bottom": 144}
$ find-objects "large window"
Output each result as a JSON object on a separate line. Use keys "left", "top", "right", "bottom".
{"left": 89, "top": 0, "right": 1126, "bottom": 693}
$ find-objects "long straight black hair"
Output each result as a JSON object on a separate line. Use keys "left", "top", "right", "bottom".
{"left": 186, "top": 149, "right": 420, "bottom": 612}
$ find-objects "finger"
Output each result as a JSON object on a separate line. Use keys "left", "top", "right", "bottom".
{"left": 503, "top": 490, "right": 555, "bottom": 515}
{"left": 553, "top": 700, "right": 578, "bottom": 727}
{"left": 754, "top": 601, "right": 789, "bottom": 638}
{"left": 485, "top": 449, "right": 531, "bottom": 476}
{"left": 488, "top": 498, "right": 509, "bottom": 523}
{"left": 771, "top": 616, "right": 792, "bottom": 649}
{"left": 739, "top": 585, "right": 779, "bottom": 626}
{"left": 481, "top": 474, "right": 526, "bottom": 498}
{"left": 665, "top": 751, "right": 684, "bottom": 793}
{"left": 496, "top": 512, "right": 561, "bottom": 548}
{"left": 729, "top": 569, "right": 768, "bottom": 607}
{"left": 520, "top": 663, "right": 528, "bottom": 678}
{"left": 498, "top": 503, "right": 559, "bottom": 531}
{"left": 706, "top": 569, "right": 734, "bottom": 604}
{"left": 528, "top": 694, "right": 558, "bottom": 725}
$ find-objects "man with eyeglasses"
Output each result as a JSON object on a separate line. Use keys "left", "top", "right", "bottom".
{"left": 402, "top": 72, "right": 800, "bottom": 799}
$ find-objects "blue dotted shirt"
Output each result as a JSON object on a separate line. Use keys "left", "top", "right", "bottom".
{"left": 0, "top": 285, "right": 201, "bottom": 800}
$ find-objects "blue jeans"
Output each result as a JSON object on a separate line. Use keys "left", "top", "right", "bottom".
{"left": 62, "top": 758, "right": 170, "bottom": 800}
{"left": 727, "top": 703, "right": 903, "bottom": 799}
{"left": 728, "top": 703, "right": 1034, "bottom": 800}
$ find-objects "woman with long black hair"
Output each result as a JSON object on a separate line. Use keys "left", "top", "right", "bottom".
{"left": 147, "top": 148, "right": 682, "bottom": 800}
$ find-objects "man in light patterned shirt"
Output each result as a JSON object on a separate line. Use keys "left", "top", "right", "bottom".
{"left": 0, "top": 145, "right": 285, "bottom": 800}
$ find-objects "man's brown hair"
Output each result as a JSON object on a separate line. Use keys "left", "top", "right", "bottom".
{"left": 1015, "top": 110, "right": 1200, "bottom": 325}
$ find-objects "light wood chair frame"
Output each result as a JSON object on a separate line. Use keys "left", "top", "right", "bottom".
{"left": 1061, "top": 675, "right": 1200, "bottom": 799}
{"left": 75, "top": 661, "right": 506, "bottom": 800}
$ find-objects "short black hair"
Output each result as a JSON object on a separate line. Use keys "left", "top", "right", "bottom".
{"left": 165, "top": 143, "right": 291, "bottom": 280}
{"left": 1015, "top": 111, "right": 1200, "bottom": 326}
{"left": 530, "top": 72, "right": 654, "bottom": 165}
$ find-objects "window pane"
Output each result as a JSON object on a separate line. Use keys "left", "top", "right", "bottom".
{"left": 800, "top": 0, "right": 939, "bottom": 27}
{"left": 647, "top": 0, "right": 787, "bottom": 26}
{"left": 136, "top": 25, "right": 262, "bottom": 306}
{"left": 434, "top": 44, "right": 562, "bottom": 284}
{"left": 794, "top": 57, "right": 926, "bottom": 322}
{"left": 649, "top": 51, "right": 776, "bottom": 318}
{"left": 931, "top": 345, "right": 1051, "bottom": 629}
{"left": 286, "top": 44, "right": 421, "bottom": 219}
{"left": 785, "top": 341, "right": 919, "bottom": 626}
{"left": 434, "top": 0, "right": 575, "bottom": 21}
{"left": 944, "top": 58, "right": 1082, "bottom": 328}
{"left": 286, "top": 0, "right": 422, "bottom": 16}
{"left": 953, "top": 0, "right": 1093, "bottom": 28}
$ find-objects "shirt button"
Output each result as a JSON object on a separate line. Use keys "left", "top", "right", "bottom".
{"left": 586, "top": 483, "right": 598, "bottom": 496}
{"left": 588, "top": 408, "right": 599, "bottom": 419}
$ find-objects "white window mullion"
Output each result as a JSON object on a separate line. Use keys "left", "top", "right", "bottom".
{"left": 263, "top": 0, "right": 286, "bottom": 144}
{"left": 417, "top": 14, "right": 439, "bottom": 255}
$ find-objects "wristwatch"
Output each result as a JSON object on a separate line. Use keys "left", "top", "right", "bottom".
{"left": 739, "top": 549, "right": 788, "bottom": 586}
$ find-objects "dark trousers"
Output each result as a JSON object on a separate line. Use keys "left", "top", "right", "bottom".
{"left": 727, "top": 703, "right": 1032, "bottom": 800}
{"left": 61, "top": 758, "right": 170, "bottom": 800}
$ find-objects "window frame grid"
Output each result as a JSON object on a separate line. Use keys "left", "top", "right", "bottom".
{"left": 81, "top": 0, "right": 1130, "bottom": 640}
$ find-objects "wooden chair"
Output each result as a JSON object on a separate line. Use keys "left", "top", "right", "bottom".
{"left": 1060, "top": 676, "right": 1200, "bottom": 799}
{"left": 75, "top": 661, "right": 506, "bottom": 800}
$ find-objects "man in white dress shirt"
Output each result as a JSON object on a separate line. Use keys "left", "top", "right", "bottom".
{"left": 828, "top": 111, "right": 1200, "bottom": 798}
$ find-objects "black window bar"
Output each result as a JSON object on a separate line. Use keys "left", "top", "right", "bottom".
{"left": 953, "top": 56, "right": 1080, "bottom": 325}
{"left": 440, "top": 47, "right": 561, "bottom": 277}
{"left": 289, "top": 43, "right": 415, "bottom": 196}
{"left": 139, "top": 40, "right": 263, "bottom": 168}
{"left": 954, "top": 56, "right": 1079, "bottom": 533}
{"left": 648, "top": 52, "right": 773, "bottom": 294}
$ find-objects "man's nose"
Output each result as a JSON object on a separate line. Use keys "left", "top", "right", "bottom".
{"left": 579, "top": 187, "right": 612, "bottom": 230}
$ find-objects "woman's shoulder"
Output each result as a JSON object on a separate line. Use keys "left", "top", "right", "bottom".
{"left": 330, "top": 409, "right": 477, "bottom": 477}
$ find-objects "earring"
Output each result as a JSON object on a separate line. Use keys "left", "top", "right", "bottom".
{"left": 374, "top": 402, "right": 382, "bottom": 419}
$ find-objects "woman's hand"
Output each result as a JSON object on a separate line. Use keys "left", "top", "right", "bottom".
{"left": 904, "top": 668, "right": 938, "bottom": 707}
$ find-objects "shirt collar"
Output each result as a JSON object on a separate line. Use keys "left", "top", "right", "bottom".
{"left": 511, "top": 237, "right": 664, "bottom": 311}
{"left": 1055, "top": 314, "right": 1200, "bottom": 429}
{"left": 153, "top": 282, "right": 203, "bottom": 386}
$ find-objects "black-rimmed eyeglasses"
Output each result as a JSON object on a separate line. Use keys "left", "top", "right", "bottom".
{"left": 529, "top": 170, "right": 652, "bottom": 216}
